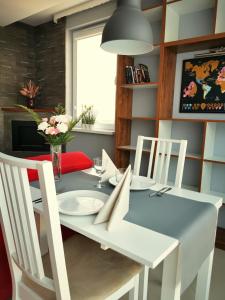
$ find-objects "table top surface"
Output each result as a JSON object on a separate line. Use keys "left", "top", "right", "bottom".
{"left": 33, "top": 172, "right": 222, "bottom": 269}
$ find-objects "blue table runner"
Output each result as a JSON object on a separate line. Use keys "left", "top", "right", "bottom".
{"left": 34, "top": 171, "right": 218, "bottom": 292}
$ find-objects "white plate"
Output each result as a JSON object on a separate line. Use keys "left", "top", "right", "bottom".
{"left": 57, "top": 190, "right": 108, "bottom": 216}
{"left": 109, "top": 175, "right": 155, "bottom": 191}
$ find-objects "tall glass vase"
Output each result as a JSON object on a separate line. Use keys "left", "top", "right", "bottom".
{"left": 50, "top": 144, "right": 62, "bottom": 181}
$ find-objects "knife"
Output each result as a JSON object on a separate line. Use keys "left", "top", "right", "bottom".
{"left": 156, "top": 187, "right": 172, "bottom": 197}
{"left": 149, "top": 186, "right": 169, "bottom": 198}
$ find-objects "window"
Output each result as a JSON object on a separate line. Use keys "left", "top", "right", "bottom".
{"left": 73, "top": 26, "right": 117, "bottom": 131}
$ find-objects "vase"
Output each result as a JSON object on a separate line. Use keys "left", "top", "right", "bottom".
{"left": 26, "top": 97, "right": 35, "bottom": 108}
{"left": 82, "top": 123, "right": 94, "bottom": 130}
{"left": 50, "top": 144, "right": 62, "bottom": 181}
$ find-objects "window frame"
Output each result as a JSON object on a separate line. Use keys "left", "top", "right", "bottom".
{"left": 72, "top": 24, "right": 117, "bottom": 131}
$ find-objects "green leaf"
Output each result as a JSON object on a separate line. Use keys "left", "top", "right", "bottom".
{"left": 16, "top": 105, "right": 42, "bottom": 124}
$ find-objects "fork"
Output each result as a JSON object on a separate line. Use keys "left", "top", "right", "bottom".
{"left": 156, "top": 187, "right": 172, "bottom": 197}
{"left": 149, "top": 186, "right": 169, "bottom": 198}
{"left": 32, "top": 198, "right": 42, "bottom": 203}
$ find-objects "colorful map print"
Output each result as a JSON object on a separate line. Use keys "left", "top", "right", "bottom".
{"left": 179, "top": 55, "right": 225, "bottom": 113}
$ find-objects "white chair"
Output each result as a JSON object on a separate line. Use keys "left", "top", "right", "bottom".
{"left": 0, "top": 152, "right": 141, "bottom": 300}
{"left": 133, "top": 136, "right": 187, "bottom": 188}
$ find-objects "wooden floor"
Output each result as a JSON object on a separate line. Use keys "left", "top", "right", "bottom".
{"left": 122, "top": 248, "right": 225, "bottom": 300}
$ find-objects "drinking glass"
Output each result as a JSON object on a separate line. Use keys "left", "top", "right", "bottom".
{"left": 115, "top": 168, "right": 126, "bottom": 183}
{"left": 93, "top": 157, "right": 105, "bottom": 188}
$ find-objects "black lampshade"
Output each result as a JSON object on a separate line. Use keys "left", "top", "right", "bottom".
{"left": 101, "top": 0, "right": 153, "bottom": 55}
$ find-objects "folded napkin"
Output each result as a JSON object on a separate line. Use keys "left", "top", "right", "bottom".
{"left": 94, "top": 165, "right": 131, "bottom": 231}
{"left": 100, "top": 149, "right": 118, "bottom": 183}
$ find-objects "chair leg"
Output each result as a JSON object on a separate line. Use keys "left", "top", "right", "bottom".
{"left": 18, "top": 282, "right": 43, "bottom": 300}
{"left": 11, "top": 262, "right": 23, "bottom": 300}
{"left": 129, "top": 275, "right": 139, "bottom": 300}
{"left": 195, "top": 249, "right": 214, "bottom": 300}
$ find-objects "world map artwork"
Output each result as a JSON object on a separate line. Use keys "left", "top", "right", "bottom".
{"left": 179, "top": 55, "right": 225, "bottom": 113}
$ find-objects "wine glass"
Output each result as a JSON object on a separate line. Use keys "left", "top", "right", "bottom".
{"left": 93, "top": 157, "right": 105, "bottom": 188}
{"left": 115, "top": 168, "right": 126, "bottom": 183}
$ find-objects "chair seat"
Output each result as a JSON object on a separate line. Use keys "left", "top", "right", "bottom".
{"left": 23, "top": 233, "right": 142, "bottom": 300}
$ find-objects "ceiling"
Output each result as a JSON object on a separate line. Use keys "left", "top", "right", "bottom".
{"left": 0, "top": 0, "right": 105, "bottom": 27}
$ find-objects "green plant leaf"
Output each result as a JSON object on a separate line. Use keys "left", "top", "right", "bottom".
{"left": 16, "top": 105, "right": 42, "bottom": 124}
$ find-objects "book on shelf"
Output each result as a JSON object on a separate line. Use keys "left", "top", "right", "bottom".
{"left": 139, "top": 64, "right": 150, "bottom": 83}
{"left": 125, "top": 66, "right": 134, "bottom": 84}
{"left": 124, "top": 64, "right": 150, "bottom": 84}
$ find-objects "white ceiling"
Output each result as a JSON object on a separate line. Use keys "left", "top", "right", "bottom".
{"left": 0, "top": 0, "right": 96, "bottom": 27}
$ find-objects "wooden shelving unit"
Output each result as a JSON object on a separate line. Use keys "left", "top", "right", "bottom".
{"left": 121, "top": 82, "right": 159, "bottom": 89}
{"left": 115, "top": 0, "right": 225, "bottom": 249}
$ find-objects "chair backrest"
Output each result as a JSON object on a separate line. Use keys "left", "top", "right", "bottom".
{"left": 133, "top": 136, "right": 187, "bottom": 188}
{"left": 0, "top": 152, "right": 70, "bottom": 300}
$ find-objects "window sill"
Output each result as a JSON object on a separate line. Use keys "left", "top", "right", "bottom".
{"left": 73, "top": 127, "right": 115, "bottom": 136}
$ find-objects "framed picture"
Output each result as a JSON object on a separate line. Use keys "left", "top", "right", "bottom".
{"left": 179, "top": 55, "right": 225, "bottom": 113}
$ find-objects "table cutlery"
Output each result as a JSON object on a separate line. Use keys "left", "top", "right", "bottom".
{"left": 156, "top": 187, "right": 172, "bottom": 197}
{"left": 149, "top": 187, "right": 169, "bottom": 198}
{"left": 32, "top": 198, "right": 42, "bottom": 203}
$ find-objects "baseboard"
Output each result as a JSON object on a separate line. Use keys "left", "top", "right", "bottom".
{"left": 216, "top": 227, "right": 225, "bottom": 250}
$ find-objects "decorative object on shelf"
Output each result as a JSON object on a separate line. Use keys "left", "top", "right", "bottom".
{"left": 17, "top": 103, "right": 90, "bottom": 180}
{"left": 195, "top": 47, "right": 225, "bottom": 58}
{"left": 180, "top": 55, "right": 225, "bottom": 113}
{"left": 81, "top": 105, "right": 96, "bottom": 129}
{"left": 101, "top": 0, "right": 153, "bottom": 55}
{"left": 19, "top": 80, "right": 39, "bottom": 109}
{"left": 125, "top": 64, "right": 150, "bottom": 84}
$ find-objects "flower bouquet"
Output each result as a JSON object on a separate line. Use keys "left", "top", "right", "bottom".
{"left": 19, "top": 80, "right": 39, "bottom": 108}
{"left": 17, "top": 103, "right": 91, "bottom": 180}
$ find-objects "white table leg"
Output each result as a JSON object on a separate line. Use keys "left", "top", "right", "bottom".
{"left": 161, "top": 246, "right": 181, "bottom": 300}
{"left": 195, "top": 249, "right": 214, "bottom": 300}
{"left": 138, "top": 266, "right": 149, "bottom": 300}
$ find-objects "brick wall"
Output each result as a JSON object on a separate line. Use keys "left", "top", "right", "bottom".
{"left": 0, "top": 23, "right": 35, "bottom": 149}
{"left": 0, "top": 20, "right": 65, "bottom": 151}
{"left": 35, "top": 19, "right": 65, "bottom": 107}
{"left": 0, "top": 22, "right": 36, "bottom": 106}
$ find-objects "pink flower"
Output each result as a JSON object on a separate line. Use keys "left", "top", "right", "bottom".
{"left": 45, "top": 127, "right": 60, "bottom": 135}
{"left": 42, "top": 117, "right": 48, "bottom": 122}
{"left": 49, "top": 116, "right": 56, "bottom": 125}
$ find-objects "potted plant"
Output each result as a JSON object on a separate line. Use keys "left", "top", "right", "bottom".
{"left": 81, "top": 105, "right": 96, "bottom": 129}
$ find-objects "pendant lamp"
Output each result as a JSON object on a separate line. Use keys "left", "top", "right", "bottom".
{"left": 101, "top": 0, "right": 153, "bottom": 55}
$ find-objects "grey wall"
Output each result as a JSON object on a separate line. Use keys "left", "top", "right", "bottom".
{"left": 179, "top": 9, "right": 213, "bottom": 40}
{"left": 67, "top": 132, "right": 115, "bottom": 160}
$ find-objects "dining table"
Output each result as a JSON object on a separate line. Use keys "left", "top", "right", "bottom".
{"left": 32, "top": 169, "right": 223, "bottom": 300}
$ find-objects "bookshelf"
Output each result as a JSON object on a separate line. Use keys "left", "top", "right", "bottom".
{"left": 114, "top": 0, "right": 225, "bottom": 248}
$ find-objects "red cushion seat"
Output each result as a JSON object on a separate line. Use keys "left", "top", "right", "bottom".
{"left": 26, "top": 151, "right": 93, "bottom": 182}
{"left": 0, "top": 226, "right": 12, "bottom": 300}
